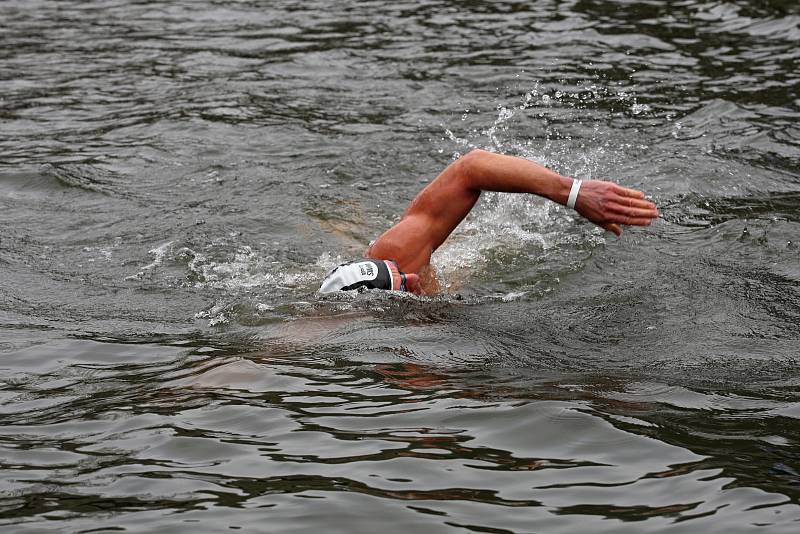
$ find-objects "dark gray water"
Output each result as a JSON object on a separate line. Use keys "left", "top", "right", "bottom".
{"left": 2, "top": 1, "right": 799, "bottom": 532}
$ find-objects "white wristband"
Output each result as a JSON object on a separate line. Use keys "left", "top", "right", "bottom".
{"left": 567, "top": 179, "right": 582, "bottom": 210}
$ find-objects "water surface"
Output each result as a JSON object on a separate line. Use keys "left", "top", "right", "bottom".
{"left": 1, "top": 1, "right": 799, "bottom": 532}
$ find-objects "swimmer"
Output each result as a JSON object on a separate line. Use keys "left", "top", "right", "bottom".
{"left": 320, "top": 149, "right": 659, "bottom": 295}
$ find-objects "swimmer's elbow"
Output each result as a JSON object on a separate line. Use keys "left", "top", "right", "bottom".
{"left": 456, "top": 149, "right": 491, "bottom": 191}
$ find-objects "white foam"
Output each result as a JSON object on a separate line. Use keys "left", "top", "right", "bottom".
{"left": 125, "top": 240, "right": 174, "bottom": 280}
{"left": 429, "top": 83, "right": 648, "bottom": 286}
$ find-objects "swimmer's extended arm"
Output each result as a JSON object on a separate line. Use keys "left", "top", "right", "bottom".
{"left": 367, "top": 149, "right": 659, "bottom": 273}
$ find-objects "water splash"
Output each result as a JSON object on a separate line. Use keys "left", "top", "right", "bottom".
{"left": 434, "top": 83, "right": 649, "bottom": 286}
{"left": 125, "top": 241, "right": 174, "bottom": 280}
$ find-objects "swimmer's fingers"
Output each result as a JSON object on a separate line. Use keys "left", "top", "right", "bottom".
{"left": 614, "top": 184, "right": 646, "bottom": 199}
{"left": 601, "top": 215, "right": 650, "bottom": 237}
{"left": 607, "top": 201, "right": 659, "bottom": 220}
{"left": 576, "top": 180, "right": 657, "bottom": 236}
{"left": 616, "top": 216, "right": 655, "bottom": 226}
{"left": 600, "top": 217, "right": 648, "bottom": 238}
{"left": 610, "top": 185, "right": 658, "bottom": 211}
{"left": 620, "top": 196, "right": 658, "bottom": 211}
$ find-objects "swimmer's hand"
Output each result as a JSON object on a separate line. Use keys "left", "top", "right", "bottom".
{"left": 574, "top": 180, "right": 659, "bottom": 236}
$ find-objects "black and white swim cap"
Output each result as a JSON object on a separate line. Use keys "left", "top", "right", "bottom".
{"left": 319, "top": 259, "right": 407, "bottom": 294}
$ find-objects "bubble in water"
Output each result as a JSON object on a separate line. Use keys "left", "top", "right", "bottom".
{"left": 497, "top": 106, "right": 513, "bottom": 122}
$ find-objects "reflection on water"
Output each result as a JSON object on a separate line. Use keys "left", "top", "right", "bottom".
{"left": 2, "top": 339, "right": 798, "bottom": 531}
{"left": 1, "top": 0, "right": 799, "bottom": 531}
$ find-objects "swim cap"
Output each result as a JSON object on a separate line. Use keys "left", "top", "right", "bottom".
{"left": 319, "top": 259, "right": 407, "bottom": 294}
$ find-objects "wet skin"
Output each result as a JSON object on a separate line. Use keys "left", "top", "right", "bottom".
{"left": 366, "top": 149, "right": 659, "bottom": 294}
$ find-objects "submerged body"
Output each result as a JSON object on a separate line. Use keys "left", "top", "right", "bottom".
{"left": 322, "top": 149, "right": 659, "bottom": 294}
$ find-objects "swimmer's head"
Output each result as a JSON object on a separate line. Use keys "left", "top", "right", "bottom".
{"left": 319, "top": 259, "right": 422, "bottom": 295}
